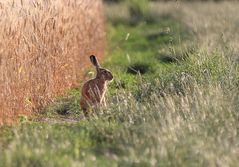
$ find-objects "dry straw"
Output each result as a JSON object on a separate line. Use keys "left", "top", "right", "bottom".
{"left": 0, "top": 0, "right": 105, "bottom": 124}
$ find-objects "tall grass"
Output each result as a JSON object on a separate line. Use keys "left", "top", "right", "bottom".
{"left": 0, "top": 1, "right": 239, "bottom": 166}
{"left": 1, "top": 61, "right": 238, "bottom": 166}
{"left": 0, "top": 0, "right": 105, "bottom": 124}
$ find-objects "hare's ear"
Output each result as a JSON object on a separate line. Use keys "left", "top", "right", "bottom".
{"left": 90, "top": 55, "right": 100, "bottom": 68}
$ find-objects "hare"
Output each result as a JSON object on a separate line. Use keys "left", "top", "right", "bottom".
{"left": 80, "top": 55, "right": 113, "bottom": 117}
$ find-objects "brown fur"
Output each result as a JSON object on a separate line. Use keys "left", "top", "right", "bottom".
{"left": 80, "top": 55, "right": 113, "bottom": 117}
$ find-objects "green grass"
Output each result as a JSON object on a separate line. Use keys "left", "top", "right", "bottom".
{"left": 1, "top": 2, "right": 239, "bottom": 167}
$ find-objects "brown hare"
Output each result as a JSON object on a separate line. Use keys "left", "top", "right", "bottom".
{"left": 80, "top": 55, "right": 113, "bottom": 117}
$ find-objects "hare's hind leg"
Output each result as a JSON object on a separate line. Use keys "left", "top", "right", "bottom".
{"left": 82, "top": 108, "right": 90, "bottom": 117}
{"left": 80, "top": 99, "right": 90, "bottom": 117}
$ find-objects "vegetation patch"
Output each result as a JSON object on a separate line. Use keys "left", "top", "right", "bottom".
{"left": 158, "top": 54, "right": 179, "bottom": 63}
{"left": 1, "top": 1, "right": 239, "bottom": 167}
{"left": 127, "top": 62, "right": 152, "bottom": 74}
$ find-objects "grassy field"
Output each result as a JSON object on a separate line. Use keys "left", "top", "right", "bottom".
{"left": 0, "top": 1, "right": 239, "bottom": 167}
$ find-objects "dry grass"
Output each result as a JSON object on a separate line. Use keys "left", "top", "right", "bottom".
{"left": 151, "top": 1, "right": 239, "bottom": 53}
{"left": 0, "top": 0, "right": 105, "bottom": 124}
